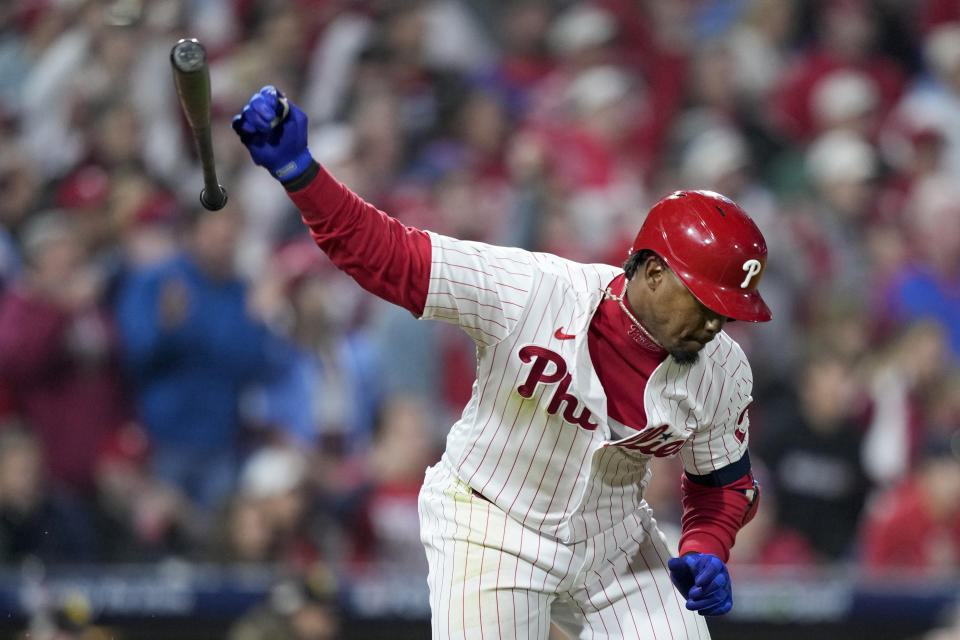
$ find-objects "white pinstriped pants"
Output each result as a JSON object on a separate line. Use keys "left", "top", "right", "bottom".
{"left": 418, "top": 461, "right": 712, "bottom": 640}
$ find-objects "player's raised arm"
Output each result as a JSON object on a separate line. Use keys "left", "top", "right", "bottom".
{"left": 231, "top": 86, "right": 432, "bottom": 315}
{"left": 232, "top": 86, "right": 533, "bottom": 344}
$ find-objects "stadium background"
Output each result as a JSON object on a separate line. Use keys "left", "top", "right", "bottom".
{"left": 0, "top": 0, "right": 958, "bottom": 638}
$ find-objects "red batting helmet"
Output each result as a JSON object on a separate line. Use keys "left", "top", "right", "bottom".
{"left": 630, "top": 190, "right": 772, "bottom": 322}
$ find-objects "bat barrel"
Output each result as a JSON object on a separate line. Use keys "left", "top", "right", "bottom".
{"left": 170, "top": 38, "right": 207, "bottom": 73}
{"left": 170, "top": 39, "right": 212, "bottom": 130}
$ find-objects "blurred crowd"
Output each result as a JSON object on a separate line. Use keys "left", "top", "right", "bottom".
{"left": 0, "top": 0, "right": 959, "bottom": 634}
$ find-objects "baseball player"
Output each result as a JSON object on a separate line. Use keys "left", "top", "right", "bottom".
{"left": 233, "top": 86, "right": 769, "bottom": 639}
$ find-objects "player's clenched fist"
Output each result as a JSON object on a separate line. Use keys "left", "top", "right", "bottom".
{"left": 667, "top": 553, "right": 733, "bottom": 616}
{"left": 232, "top": 85, "right": 313, "bottom": 181}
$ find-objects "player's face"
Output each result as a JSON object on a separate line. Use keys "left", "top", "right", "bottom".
{"left": 633, "top": 262, "right": 727, "bottom": 364}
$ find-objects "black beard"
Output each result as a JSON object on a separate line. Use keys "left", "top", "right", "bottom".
{"left": 668, "top": 348, "right": 700, "bottom": 365}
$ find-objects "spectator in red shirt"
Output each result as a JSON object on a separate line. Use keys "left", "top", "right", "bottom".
{"left": 770, "top": 0, "right": 906, "bottom": 142}
{"left": 860, "top": 433, "right": 960, "bottom": 573}
{"left": 0, "top": 211, "right": 130, "bottom": 492}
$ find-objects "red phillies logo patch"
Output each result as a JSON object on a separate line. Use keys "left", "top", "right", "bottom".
{"left": 517, "top": 345, "right": 598, "bottom": 431}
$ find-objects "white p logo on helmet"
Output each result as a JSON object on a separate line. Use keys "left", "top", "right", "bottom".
{"left": 740, "top": 259, "right": 762, "bottom": 289}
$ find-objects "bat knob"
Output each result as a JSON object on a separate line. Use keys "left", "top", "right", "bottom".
{"left": 200, "top": 185, "right": 228, "bottom": 211}
{"left": 270, "top": 96, "right": 290, "bottom": 129}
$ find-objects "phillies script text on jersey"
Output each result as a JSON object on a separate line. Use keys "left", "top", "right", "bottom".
{"left": 516, "top": 344, "right": 686, "bottom": 456}
{"left": 516, "top": 345, "right": 599, "bottom": 431}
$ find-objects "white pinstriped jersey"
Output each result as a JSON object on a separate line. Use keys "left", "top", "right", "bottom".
{"left": 422, "top": 232, "right": 754, "bottom": 544}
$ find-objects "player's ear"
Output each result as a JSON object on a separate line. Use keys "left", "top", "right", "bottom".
{"left": 643, "top": 255, "right": 666, "bottom": 291}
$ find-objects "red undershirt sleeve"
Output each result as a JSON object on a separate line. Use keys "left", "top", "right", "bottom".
{"left": 285, "top": 162, "right": 432, "bottom": 316}
{"left": 678, "top": 470, "right": 760, "bottom": 563}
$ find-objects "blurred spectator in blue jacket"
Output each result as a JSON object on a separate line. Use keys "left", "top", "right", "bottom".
{"left": 882, "top": 175, "right": 960, "bottom": 358}
{"left": 115, "top": 203, "right": 289, "bottom": 511}
{"left": 243, "top": 238, "right": 382, "bottom": 456}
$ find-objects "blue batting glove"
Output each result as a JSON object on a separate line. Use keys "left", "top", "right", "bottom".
{"left": 232, "top": 86, "right": 313, "bottom": 181}
{"left": 667, "top": 553, "right": 733, "bottom": 616}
